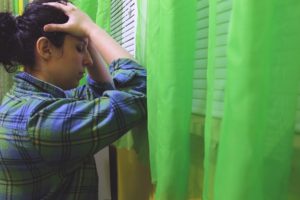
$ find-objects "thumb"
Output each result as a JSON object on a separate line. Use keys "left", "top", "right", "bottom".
{"left": 43, "top": 24, "right": 67, "bottom": 32}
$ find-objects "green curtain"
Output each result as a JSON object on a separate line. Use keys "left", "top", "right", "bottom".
{"left": 73, "top": 0, "right": 111, "bottom": 38}
{"left": 203, "top": 0, "right": 232, "bottom": 199}
{"left": 136, "top": 0, "right": 147, "bottom": 66}
{"left": 4, "top": 1, "right": 298, "bottom": 200}
{"left": 72, "top": 0, "right": 97, "bottom": 21}
{"left": 95, "top": 0, "right": 111, "bottom": 33}
{"left": 73, "top": 0, "right": 111, "bottom": 32}
{"left": 146, "top": 0, "right": 197, "bottom": 199}
{"left": 203, "top": 0, "right": 300, "bottom": 200}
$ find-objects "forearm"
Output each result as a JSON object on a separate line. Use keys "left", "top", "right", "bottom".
{"left": 86, "top": 41, "right": 115, "bottom": 87}
{"left": 86, "top": 24, "right": 134, "bottom": 65}
{"left": 43, "top": 2, "right": 134, "bottom": 66}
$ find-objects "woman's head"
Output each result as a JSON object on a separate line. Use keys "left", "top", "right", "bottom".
{"left": 0, "top": 0, "right": 93, "bottom": 89}
{"left": 0, "top": 0, "right": 69, "bottom": 72}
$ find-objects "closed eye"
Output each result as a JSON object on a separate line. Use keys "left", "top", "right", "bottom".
{"left": 76, "top": 45, "right": 84, "bottom": 53}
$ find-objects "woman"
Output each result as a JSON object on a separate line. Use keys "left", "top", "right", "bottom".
{"left": 0, "top": 0, "right": 146, "bottom": 199}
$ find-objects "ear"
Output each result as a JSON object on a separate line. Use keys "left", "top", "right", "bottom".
{"left": 36, "top": 37, "right": 53, "bottom": 60}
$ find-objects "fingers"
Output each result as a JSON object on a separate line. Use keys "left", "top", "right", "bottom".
{"left": 42, "top": 2, "right": 70, "bottom": 32}
{"left": 43, "top": 23, "right": 67, "bottom": 32}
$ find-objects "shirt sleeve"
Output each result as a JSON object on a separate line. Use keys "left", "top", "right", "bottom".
{"left": 27, "top": 58, "right": 147, "bottom": 166}
{"left": 27, "top": 89, "right": 146, "bottom": 166}
{"left": 65, "top": 58, "right": 146, "bottom": 100}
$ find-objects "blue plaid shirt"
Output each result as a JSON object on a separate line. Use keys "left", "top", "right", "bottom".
{"left": 0, "top": 58, "right": 147, "bottom": 199}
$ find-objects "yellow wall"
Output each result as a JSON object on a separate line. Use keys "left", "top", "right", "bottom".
{"left": 116, "top": 148, "right": 155, "bottom": 200}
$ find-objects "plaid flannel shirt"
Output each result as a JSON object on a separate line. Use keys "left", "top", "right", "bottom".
{"left": 0, "top": 58, "right": 147, "bottom": 200}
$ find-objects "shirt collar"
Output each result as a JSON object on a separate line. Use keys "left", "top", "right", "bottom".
{"left": 14, "top": 72, "right": 66, "bottom": 98}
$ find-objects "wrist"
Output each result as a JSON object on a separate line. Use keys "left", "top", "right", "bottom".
{"left": 81, "top": 22, "right": 96, "bottom": 37}
{"left": 87, "top": 25, "right": 106, "bottom": 40}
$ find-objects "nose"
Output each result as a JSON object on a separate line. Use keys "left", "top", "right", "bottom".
{"left": 83, "top": 50, "right": 93, "bottom": 67}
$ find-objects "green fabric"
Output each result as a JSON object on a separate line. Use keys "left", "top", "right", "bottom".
{"left": 3, "top": 0, "right": 300, "bottom": 199}
{"left": 136, "top": 0, "right": 147, "bottom": 66}
{"left": 201, "top": 0, "right": 300, "bottom": 200}
{"left": 96, "top": 0, "right": 111, "bottom": 33}
{"left": 202, "top": 0, "right": 233, "bottom": 199}
{"left": 13, "top": 0, "right": 18, "bottom": 15}
{"left": 203, "top": 0, "right": 217, "bottom": 199}
{"left": 73, "top": 0, "right": 110, "bottom": 35}
{"left": 72, "top": 0, "right": 97, "bottom": 21}
{"left": 146, "top": 0, "right": 196, "bottom": 199}
{"left": 73, "top": 0, "right": 111, "bottom": 33}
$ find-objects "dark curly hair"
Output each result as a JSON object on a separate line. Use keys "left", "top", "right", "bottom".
{"left": 0, "top": 0, "right": 69, "bottom": 73}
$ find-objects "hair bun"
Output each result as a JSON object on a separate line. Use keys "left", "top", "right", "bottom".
{"left": 0, "top": 12, "right": 19, "bottom": 70}
{"left": 0, "top": 12, "right": 17, "bottom": 32}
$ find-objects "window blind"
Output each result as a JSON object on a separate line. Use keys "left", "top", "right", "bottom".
{"left": 211, "top": 0, "right": 232, "bottom": 118}
{"left": 193, "top": 0, "right": 232, "bottom": 118}
{"left": 192, "top": 0, "right": 209, "bottom": 115}
{"left": 110, "top": 0, "right": 137, "bottom": 56}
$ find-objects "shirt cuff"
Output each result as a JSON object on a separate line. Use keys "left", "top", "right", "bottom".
{"left": 109, "top": 58, "right": 145, "bottom": 86}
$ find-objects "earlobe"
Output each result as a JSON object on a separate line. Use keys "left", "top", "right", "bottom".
{"left": 36, "top": 37, "right": 52, "bottom": 60}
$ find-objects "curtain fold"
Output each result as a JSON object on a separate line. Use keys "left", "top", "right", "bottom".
{"left": 96, "top": 0, "right": 111, "bottom": 33}
{"left": 146, "top": 0, "right": 197, "bottom": 199}
{"left": 203, "top": 0, "right": 218, "bottom": 199}
{"left": 202, "top": 0, "right": 233, "bottom": 199}
{"left": 3, "top": 1, "right": 300, "bottom": 200}
{"left": 201, "top": 0, "right": 300, "bottom": 200}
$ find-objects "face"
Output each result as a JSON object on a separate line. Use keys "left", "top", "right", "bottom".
{"left": 47, "top": 35, "right": 93, "bottom": 90}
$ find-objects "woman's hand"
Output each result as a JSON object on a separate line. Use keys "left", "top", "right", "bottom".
{"left": 44, "top": 1, "right": 133, "bottom": 65}
{"left": 43, "top": 2, "right": 96, "bottom": 37}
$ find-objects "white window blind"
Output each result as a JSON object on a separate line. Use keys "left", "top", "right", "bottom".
{"left": 193, "top": 0, "right": 209, "bottom": 115}
{"left": 193, "top": 0, "right": 232, "bottom": 117}
{"left": 110, "top": 0, "right": 137, "bottom": 56}
{"left": 211, "top": 0, "right": 232, "bottom": 118}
